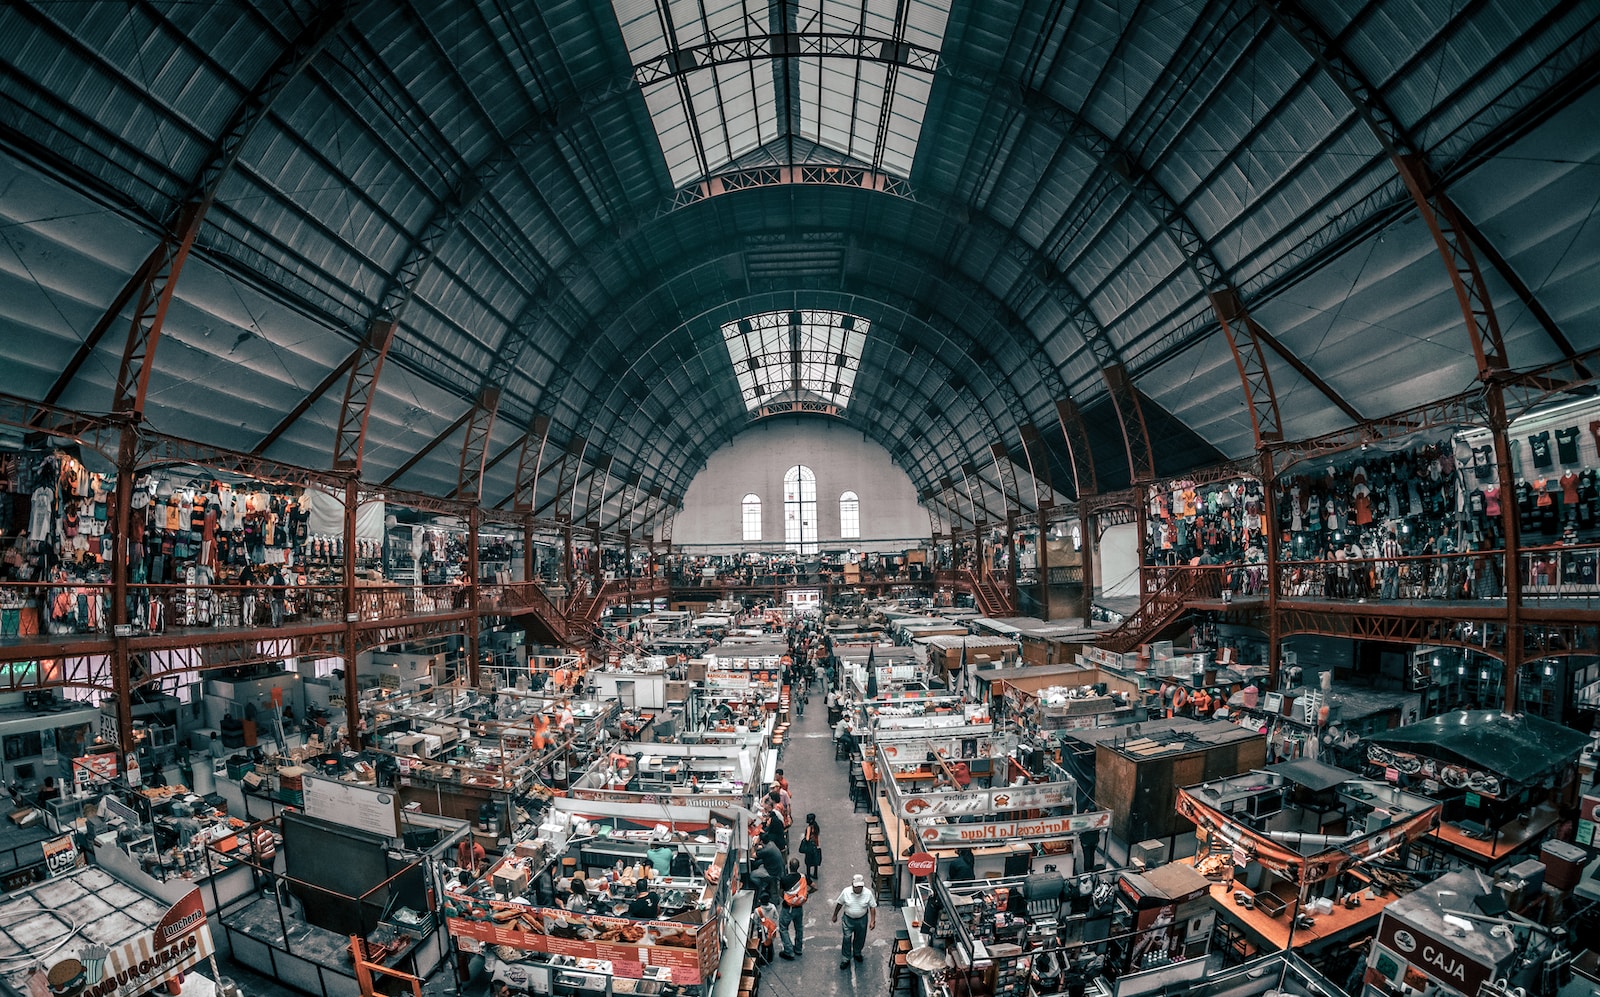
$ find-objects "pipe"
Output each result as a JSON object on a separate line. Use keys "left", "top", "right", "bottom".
{"left": 1267, "top": 830, "right": 1359, "bottom": 848}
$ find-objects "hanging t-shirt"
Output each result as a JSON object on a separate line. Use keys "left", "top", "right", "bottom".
{"left": 1528, "top": 431, "right": 1553, "bottom": 468}
{"left": 29, "top": 487, "right": 52, "bottom": 542}
{"left": 1472, "top": 445, "right": 1494, "bottom": 480}
{"left": 1554, "top": 426, "right": 1580, "bottom": 464}
{"left": 1484, "top": 485, "right": 1501, "bottom": 517}
{"left": 1561, "top": 470, "right": 1579, "bottom": 505}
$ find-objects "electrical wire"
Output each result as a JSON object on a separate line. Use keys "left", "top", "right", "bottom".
{"left": 0, "top": 905, "right": 85, "bottom": 968}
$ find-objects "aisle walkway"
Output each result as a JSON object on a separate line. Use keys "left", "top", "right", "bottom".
{"left": 771, "top": 687, "right": 906, "bottom": 997}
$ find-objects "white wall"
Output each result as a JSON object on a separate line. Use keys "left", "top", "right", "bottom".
{"left": 674, "top": 419, "right": 928, "bottom": 552}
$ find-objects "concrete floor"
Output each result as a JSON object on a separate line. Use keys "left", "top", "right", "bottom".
{"left": 215, "top": 685, "right": 907, "bottom": 997}
{"left": 760, "top": 690, "right": 907, "bottom": 997}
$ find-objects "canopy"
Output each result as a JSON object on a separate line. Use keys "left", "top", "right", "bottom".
{"left": 1366, "top": 710, "right": 1590, "bottom": 786}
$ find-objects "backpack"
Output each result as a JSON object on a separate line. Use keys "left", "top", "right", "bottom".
{"left": 782, "top": 876, "right": 808, "bottom": 907}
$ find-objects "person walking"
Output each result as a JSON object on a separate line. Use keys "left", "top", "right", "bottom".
{"left": 777, "top": 858, "right": 807, "bottom": 959}
{"left": 800, "top": 813, "right": 822, "bottom": 884}
{"left": 831, "top": 873, "right": 877, "bottom": 968}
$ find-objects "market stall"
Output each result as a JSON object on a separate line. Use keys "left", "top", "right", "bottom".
{"left": 88, "top": 785, "right": 256, "bottom": 915}
{"left": 443, "top": 819, "right": 739, "bottom": 996}
{"left": 1363, "top": 710, "right": 1589, "bottom": 867}
{"left": 210, "top": 806, "right": 470, "bottom": 997}
{"left": 1175, "top": 768, "right": 1440, "bottom": 957}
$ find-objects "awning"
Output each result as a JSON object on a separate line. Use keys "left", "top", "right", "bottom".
{"left": 1366, "top": 710, "right": 1590, "bottom": 785}
{"left": 1267, "top": 759, "right": 1358, "bottom": 793}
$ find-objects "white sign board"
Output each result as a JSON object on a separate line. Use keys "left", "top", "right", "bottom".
{"left": 301, "top": 774, "right": 401, "bottom": 838}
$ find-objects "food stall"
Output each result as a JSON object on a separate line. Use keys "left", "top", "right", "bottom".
{"left": 1175, "top": 768, "right": 1440, "bottom": 958}
{"left": 443, "top": 820, "right": 739, "bottom": 997}
{"left": 986, "top": 664, "right": 1141, "bottom": 732}
{"left": 211, "top": 805, "right": 471, "bottom": 997}
{"left": 1363, "top": 710, "right": 1589, "bottom": 868}
{"left": 0, "top": 876, "right": 223, "bottom": 997}
{"left": 568, "top": 742, "right": 767, "bottom": 811}
{"left": 873, "top": 731, "right": 1108, "bottom": 896}
{"left": 89, "top": 785, "right": 256, "bottom": 915}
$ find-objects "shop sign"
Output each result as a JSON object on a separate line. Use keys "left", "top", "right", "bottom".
{"left": 1577, "top": 795, "right": 1600, "bottom": 847}
{"left": 443, "top": 903, "right": 719, "bottom": 985}
{"left": 72, "top": 752, "right": 119, "bottom": 789}
{"left": 1376, "top": 913, "right": 1494, "bottom": 997}
{"left": 907, "top": 853, "right": 937, "bottom": 877}
{"left": 42, "top": 835, "right": 81, "bottom": 878}
{"left": 916, "top": 809, "right": 1110, "bottom": 845}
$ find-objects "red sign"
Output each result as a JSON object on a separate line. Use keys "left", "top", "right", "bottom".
{"left": 907, "top": 853, "right": 936, "bottom": 877}
{"left": 443, "top": 904, "right": 719, "bottom": 984}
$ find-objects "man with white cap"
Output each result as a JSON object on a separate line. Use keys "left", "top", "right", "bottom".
{"left": 831, "top": 872, "right": 877, "bottom": 967}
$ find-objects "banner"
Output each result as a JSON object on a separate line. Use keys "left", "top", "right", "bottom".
{"left": 1175, "top": 788, "right": 1439, "bottom": 885}
{"left": 73, "top": 752, "right": 118, "bottom": 789}
{"left": 916, "top": 809, "right": 1111, "bottom": 845}
{"left": 444, "top": 905, "right": 719, "bottom": 984}
{"left": 898, "top": 779, "right": 1076, "bottom": 819}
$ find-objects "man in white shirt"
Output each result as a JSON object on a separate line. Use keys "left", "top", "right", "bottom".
{"left": 831, "top": 873, "right": 877, "bottom": 968}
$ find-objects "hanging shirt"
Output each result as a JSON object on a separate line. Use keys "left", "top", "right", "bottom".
{"left": 1528, "top": 431, "right": 1553, "bottom": 469}
{"left": 1554, "top": 426, "right": 1579, "bottom": 464}
{"left": 29, "top": 487, "right": 52, "bottom": 542}
{"left": 1471, "top": 444, "right": 1494, "bottom": 480}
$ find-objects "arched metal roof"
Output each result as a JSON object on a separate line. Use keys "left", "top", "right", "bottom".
{"left": 1, "top": 0, "right": 1596, "bottom": 531}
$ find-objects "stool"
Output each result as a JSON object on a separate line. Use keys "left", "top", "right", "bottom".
{"left": 834, "top": 738, "right": 850, "bottom": 761}
{"left": 891, "top": 951, "right": 910, "bottom": 994}
{"left": 874, "top": 862, "right": 896, "bottom": 902}
{"left": 561, "top": 856, "right": 577, "bottom": 875}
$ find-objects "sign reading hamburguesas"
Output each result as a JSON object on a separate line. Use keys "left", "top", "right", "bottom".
{"left": 30, "top": 889, "right": 215, "bottom": 997}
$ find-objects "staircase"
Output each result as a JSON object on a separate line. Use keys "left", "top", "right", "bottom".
{"left": 501, "top": 582, "right": 572, "bottom": 645}
{"left": 1097, "top": 566, "right": 1221, "bottom": 653}
{"left": 972, "top": 576, "right": 1014, "bottom": 618}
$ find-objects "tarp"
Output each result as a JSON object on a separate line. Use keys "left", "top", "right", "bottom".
{"left": 303, "top": 486, "right": 387, "bottom": 541}
{"left": 1365, "top": 710, "right": 1590, "bottom": 785}
{"left": 1268, "top": 759, "right": 1358, "bottom": 793}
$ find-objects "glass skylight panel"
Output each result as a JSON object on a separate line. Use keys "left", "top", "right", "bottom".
{"left": 722, "top": 309, "right": 868, "bottom": 411}
{"left": 613, "top": 0, "right": 952, "bottom": 188}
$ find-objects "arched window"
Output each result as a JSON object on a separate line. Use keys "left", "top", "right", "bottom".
{"left": 839, "top": 491, "right": 860, "bottom": 539}
{"left": 741, "top": 494, "right": 762, "bottom": 542}
{"left": 784, "top": 465, "right": 818, "bottom": 554}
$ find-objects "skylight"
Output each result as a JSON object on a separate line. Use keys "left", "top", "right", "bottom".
{"left": 612, "top": 0, "right": 951, "bottom": 189}
{"left": 722, "top": 309, "right": 868, "bottom": 411}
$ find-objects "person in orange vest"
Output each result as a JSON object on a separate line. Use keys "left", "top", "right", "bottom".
{"left": 532, "top": 713, "right": 551, "bottom": 751}
{"left": 755, "top": 901, "right": 780, "bottom": 965}
{"left": 457, "top": 836, "right": 486, "bottom": 876}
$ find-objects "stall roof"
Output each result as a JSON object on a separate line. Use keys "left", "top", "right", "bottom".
{"left": 1063, "top": 717, "right": 1261, "bottom": 757}
{"left": 1367, "top": 710, "right": 1591, "bottom": 785}
{"left": 1124, "top": 860, "right": 1213, "bottom": 902}
{"left": 980, "top": 617, "right": 1105, "bottom": 639}
{"left": 1267, "top": 759, "right": 1358, "bottom": 793}
{"left": 915, "top": 635, "right": 1019, "bottom": 652}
